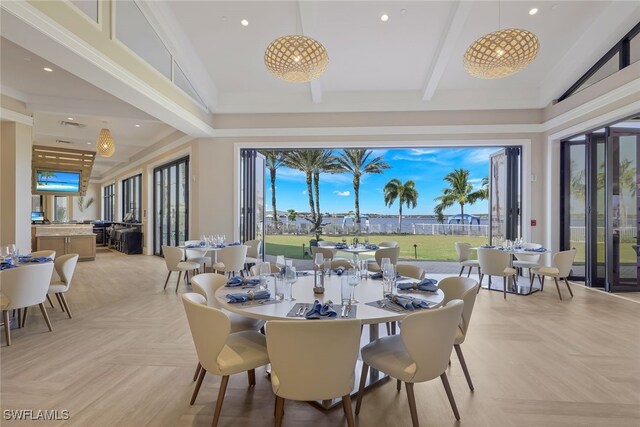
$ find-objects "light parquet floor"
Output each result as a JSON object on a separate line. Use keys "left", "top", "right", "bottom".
{"left": 1, "top": 251, "right": 639, "bottom": 427}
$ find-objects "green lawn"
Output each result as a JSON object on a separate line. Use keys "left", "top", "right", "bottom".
{"left": 571, "top": 242, "right": 636, "bottom": 264}
{"left": 265, "top": 234, "right": 489, "bottom": 261}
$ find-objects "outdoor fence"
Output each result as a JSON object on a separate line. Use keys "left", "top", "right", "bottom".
{"left": 265, "top": 221, "right": 490, "bottom": 237}
{"left": 570, "top": 226, "right": 636, "bottom": 243}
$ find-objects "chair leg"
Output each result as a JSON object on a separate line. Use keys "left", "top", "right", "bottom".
{"left": 55, "top": 293, "right": 65, "bottom": 312}
{"left": 553, "top": 277, "right": 563, "bottom": 300}
{"left": 458, "top": 266, "right": 464, "bottom": 277}
{"left": 247, "top": 369, "right": 256, "bottom": 386}
{"left": 190, "top": 367, "right": 206, "bottom": 405}
{"left": 212, "top": 375, "right": 229, "bottom": 427}
{"left": 60, "top": 294, "right": 72, "bottom": 319}
{"left": 478, "top": 274, "right": 484, "bottom": 287}
{"left": 386, "top": 322, "right": 391, "bottom": 336}
{"left": 397, "top": 379, "right": 401, "bottom": 391}
{"left": 47, "top": 294, "right": 55, "bottom": 308}
{"left": 355, "top": 362, "right": 369, "bottom": 415}
{"left": 38, "top": 304, "right": 53, "bottom": 332}
{"left": 163, "top": 271, "right": 172, "bottom": 290}
{"left": 175, "top": 271, "right": 183, "bottom": 293}
{"left": 21, "top": 307, "right": 28, "bottom": 328}
{"left": 440, "top": 372, "right": 460, "bottom": 420}
{"left": 466, "top": 267, "right": 471, "bottom": 278}
{"left": 405, "top": 382, "right": 419, "bottom": 427}
{"left": 342, "top": 394, "right": 355, "bottom": 427}
{"left": 193, "top": 362, "right": 201, "bottom": 381}
{"left": 274, "top": 396, "right": 285, "bottom": 427}
{"left": 563, "top": 277, "right": 574, "bottom": 297}
{"left": 454, "top": 344, "right": 474, "bottom": 391}
{"left": 503, "top": 277, "right": 507, "bottom": 299}
{"left": 2, "top": 310, "right": 10, "bottom": 346}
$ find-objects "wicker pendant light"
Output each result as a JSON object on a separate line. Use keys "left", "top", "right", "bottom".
{"left": 464, "top": 28, "right": 539, "bottom": 79}
{"left": 96, "top": 128, "right": 115, "bottom": 157}
{"left": 264, "top": 35, "right": 329, "bottom": 83}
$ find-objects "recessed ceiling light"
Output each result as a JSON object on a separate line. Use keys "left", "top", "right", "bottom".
{"left": 87, "top": 142, "right": 91, "bottom": 145}
{"left": 135, "top": 124, "right": 141, "bottom": 128}
{"left": 43, "top": 67, "right": 53, "bottom": 72}
{"left": 529, "top": 8, "right": 538, "bottom": 15}
{"left": 240, "top": 19, "right": 249, "bottom": 26}
{"left": 380, "top": 14, "right": 389, "bottom": 22}
{"left": 67, "top": 117, "right": 74, "bottom": 121}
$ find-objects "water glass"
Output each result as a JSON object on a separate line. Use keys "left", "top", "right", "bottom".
{"left": 324, "top": 259, "right": 332, "bottom": 275}
{"left": 314, "top": 252, "right": 324, "bottom": 272}
{"left": 276, "top": 255, "right": 285, "bottom": 267}
{"left": 341, "top": 276, "right": 351, "bottom": 306}
{"left": 274, "top": 277, "right": 284, "bottom": 301}
{"left": 347, "top": 268, "right": 359, "bottom": 304}
{"left": 258, "top": 262, "right": 271, "bottom": 290}
{"left": 380, "top": 257, "right": 391, "bottom": 272}
{"left": 284, "top": 266, "right": 297, "bottom": 301}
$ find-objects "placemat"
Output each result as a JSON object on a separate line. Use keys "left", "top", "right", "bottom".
{"left": 366, "top": 298, "right": 436, "bottom": 313}
{"left": 285, "top": 302, "right": 357, "bottom": 319}
{"left": 236, "top": 298, "right": 281, "bottom": 307}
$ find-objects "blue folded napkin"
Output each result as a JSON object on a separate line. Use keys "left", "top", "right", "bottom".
{"left": 333, "top": 267, "right": 345, "bottom": 276}
{"left": 20, "top": 257, "right": 52, "bottom": 263}
{"left": 185, "top": 244, "right": 200, "bottom": 248}
{"left": 386, "top": 294, "right": 431, "bottom": 310}
{"left": 226, "top": 290, "right": 270, "bottom": 303}
{"left": 228, "top": 242, "right": 241, "bottom": 246}
{"left": 481, "top": 245, "right": 495, "bottom": 248}
{"left": 364, "top": 244, "right": 379, "bottom": 250}
{"left": 296, "top": 271, "right": 310, "bottom": 276}
{"left": 370, "top": 271, "right": 400, "bottom": 280}
{"left": 335, "top": 243, "right": 348, "bottom": 249}
{"left": 397, "top": 278, "right": 438, "bottom": 292}
{"left": 225, "top": 276, "right": 261, "bottom": 287}
{"left": 525, "top": 247, "right": 546, "bottom": 252}
{"left": 304, "top": 299, "right": 338, "bottom": 319}
{"left": 1, "top": 263, "right": 17, "bottom": 271}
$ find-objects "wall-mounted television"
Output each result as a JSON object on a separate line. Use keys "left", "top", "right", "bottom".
{"left": 34, "top": 170, "right": 81, "bottom": 194}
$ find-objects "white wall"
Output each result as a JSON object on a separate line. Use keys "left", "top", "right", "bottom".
{"left": 71, "top": 183, "right": 100, "bottom": 221}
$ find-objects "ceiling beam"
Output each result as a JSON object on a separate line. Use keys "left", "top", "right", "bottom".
{"left": 26, "top": 95, "right": 155, "bottom": 121}
{"left": 298, "top": 0, "right": 323, "bottom": 104}
{"left": 421, "top": 1, "right": 473, "bottom": 101}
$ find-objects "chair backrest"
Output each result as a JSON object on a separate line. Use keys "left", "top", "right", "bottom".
{"left": 378, "top": 241, "right": 399, "bottom": 248}
{"left": 311, "top": 246, "right": 334, "bottom": 261}
{"left": 54, "top": 253, "right": 79, "bottom": 291}
{"left": 317, "top": 240, "right": 338, "bottom": 247}
{"left": 191, "top": 273, "right": 228, "bottom": 309}
{"left": 400, "top": 300, "right": 464, "bottom": 383}
{"left": 395, "top": 263, "right": 425, "bottom": 280}
{"left": 218, "top": 245, "right": 248, "bottom": 272}
{"left": 514, "top": 242, "right": 542, "bottom": 262}
{"left": 454, "top": 242, "right": 472, "bottom": 262}
{"left": 375, "top": 247, "right": 400, "bottom": 266}
{"left": 31, "top": 250, "right": 56, "bottom": 260}
{"left": 477, "top": 248, "right": 511, "bottom": 276}
{"left": 438, "top": 277, "right": 479, "bottom": 338}
{"left": 266, "top": 319, "right": 361, "bottom": 401}
{"left": 181, "top": 293, "right": 230, "bottom": 375}
{"left": 245, "top": 239, "right": 262, "bottom": 258}
{"left": 330, "top": 259, "right": 353, "bottom": 270}
{"left": 162, "top": 246, "right": 184, "bottom": 271}
{"left": 249, "top": 263, "right": 281, "bottom": 276}
{"left": 0, "top": 262, "right": 55, "bottom": 309}
{"left": 554, "top": 249, "right": 577, "bottom": 277}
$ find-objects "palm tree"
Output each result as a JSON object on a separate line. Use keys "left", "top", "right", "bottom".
{"left": 262, "top": 151, "right": 285, "bottom": 223}
{"left": 283, "top": 151, "right": 317, "bottom": 222}
{"left": 383, "top": 179, "right": 418, "bottom": 233}
{"left": 433, "top": 169, "right": 487, "bottom": 231}
{"left": 312, "top": 150, "right": 339, "bottom": 225}
{"left": 335, "top": 149, "right": 390, "bottom": 229}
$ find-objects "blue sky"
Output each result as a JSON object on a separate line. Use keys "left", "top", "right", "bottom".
{"left": 267, "top": 147, "right": 500, "bottom": 216}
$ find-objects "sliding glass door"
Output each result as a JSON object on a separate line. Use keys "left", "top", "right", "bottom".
{"left": 153, "top": 157, "right": 189, "bottom": 255}
{"left": 489, "top": 147, "right": 521, "bottom": 243}
{"left": 239, "top": 149, "right": 265, "bottom": 245}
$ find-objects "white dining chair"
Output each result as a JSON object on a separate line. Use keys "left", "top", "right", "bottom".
{"left": 317, "top": 240, "right": 339, "bottom": 257}
{"left": 330, "top": 259, "right": 353, "bottom": 270}
{"left": 311, "top": 246, "right": 335, "bottom": 261}
{"left": 182, "top": 293, "right": 269, "bottom": 426}
{"left": 367, "top": 246, "right": 400, "bottom": 272}
{"left": 455, "top": 242, "right": 480, "bottom": 278}
{"left": 378, "top": 241, "right": 399, "bottom": 248}
{"left": 46, "top": 253, "right": 79, "bottom": 320}
{"left": 266, "top": 319, "right": 361, "bottom": 427}
{"left": 356, "top": 300, "right": 465, "bottom": 426}
{"left": 438, "top": 277, "right": 479, "bottom": 391}
{"left": 249, "top": 263, "right": 281, "bottom": 276}
{"left": 532, "top": 249, "right": 576, "bottom": 301}
{"left": 161, "top": 245, "right": 200, "bottom": 293}
{"left": 477, "top": 248, "right": 517, "bottom": 299}
{"left": 395, "top": 263, "right": 425, "bottom": 280}
{"left": 1, "top": 262, "right": 55, "bottom": 346}
{"left": 512, "top": 243, "right": 543, "bottom": 279}
{"left": 184, "top": 241, "right": 211, "bottom": 274}
{"left": 212, "top": 245, "right": 248, "bottom": 277}
{"left": 244, "top": 239, "right": 262, "bottom": 267}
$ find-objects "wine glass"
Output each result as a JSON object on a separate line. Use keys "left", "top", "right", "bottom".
{"left": 380, "top": 257, "right": 391, "bottom": 273}
{"left": 314, "top": 252, "right": 324, "bottom": 273}
{"left": 284, "top": 266, "right": 297, "bottom": 301}
{"left": 347, "top": 268, "right": 359, "bottom": 304}
{"left": 259, "top": 262, "right": 271, "bottom": 290}
{"left": 383, "top": 263, "right": 395, "bottom": 297}
{"left": 8, "top": 244, "right": 16, "bottom": 257}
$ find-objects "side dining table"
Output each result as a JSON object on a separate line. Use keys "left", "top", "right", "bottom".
{"left": 215, "top": 272, "right": 445, "bottom": 410}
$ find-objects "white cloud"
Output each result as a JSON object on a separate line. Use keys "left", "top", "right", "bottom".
{"left": 465, "top": 148, "right": 501, "bottom": 163}
{"left": 333, "top": 190, "right": 350, "bottom": 197}
{"left": 468, "top": 178, "right": 483, "bottom": 183}
{"left": 409, "top": 148, "right": 437, "bottom": 156}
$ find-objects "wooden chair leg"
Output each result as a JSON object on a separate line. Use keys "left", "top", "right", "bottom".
{"left": 454, "top": 344, "right": 474, "bottom": 391}
{"left": 355, "top": 362, "right": 369, "bottom": 415}
{"left": 55, "top": 293, "right": 65, "bottom": 312}
{"left": 175, "top": 271, "right": 183, "bottom": 293}
{"left": 553, "top": 277, "right": 563, "bottom": 300}
{"left": 503, "top": 277, "right": 507, "bottom": 299}
{"left": 190, "top": 367, "right": 206, "bottom": 405}
{"left": 405, "top": 382, "right": 419, "bottom": 427}
{"left": 212, "top": 375, "right": 229, "bottom": 427}
{"left": 247, "top": 369, "right": 256, "bottom": 386}
{"left": 47, "top": 294, "right": 55, "bottom": 308}
{"left": 38, "top": 304, "right": 53, "bottom": 332}
{"left": 342, "top": 394, "right": 355, "bottom": 427}
{"left": 21, "top": 307, "right": 28, "bottom": 328}
{"left": 163, "top": 271, "right": 172, "bottom": 290}
{"left": 59, "top": 294, "right": 72, "bottom": 319}
{"left": 193, "top": 362, "right": 202, "bottom": 381}
{"left": 441, "top": 372, "right": 460, "bottom": 420}
{"left": 563, "top": 277, "right": 574, "bottom": 297}
{"left": 2, "top": 310, "right": 10, "bottom": 346}
{"left": 274, "top": 396, "right": 285, "bottom": 427}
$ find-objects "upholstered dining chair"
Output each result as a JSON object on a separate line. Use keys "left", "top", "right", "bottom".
{"left": 455, "top": 242, "right": 480, "bottom": 278}
{"left": 512, "top": 243, "right": 543, "bottom": 279}
{"left": 31, "top": 250, "right": 56, "bottom": 260}
{"left": 266, "top": 319, "right": 361, "bottom": 427}
{"left": 395, "top": 264, "right": 425, "bottom": 280}
{"left": 212, "top": 245, "right": 249, "bottom": 277}
{"left": 317, "top": 240, "right": 339, "bottom": 257}
{"left": 244, "top": 239, "right": 262, "bottom": 268}
{"left": 184, "top": 241, "right": 211, "bottom": 274}
{"left": 531, "top": 249, "right": 576, "bottom": 301}
{"left": 161, "top": 245, "right": 200, "bottom": 293}
{"left": 1, "top": 262, "right": 55, "bottom": 346}
{"left": 438, "top": 277, "right": 479, "bottom": 391}
{"left": 378, "top": 241, "right": 399, "bottom": 248}
{"left": 311, "top": 246, "right": 335, "bottom": 261}
{"left": 182, "top": 293, "right": 269, "bottom": 427}
{"left": 330, "top": 259, "right": 353, "bottom": 270}
{"left": 477, "top": 248, "right": 517, "bottom": 299}
{"left": 46, "top": 253, "right": 79, "bottom": 320}
{"left": 249, "top": 263, "right": 281, "bottom": 276}
{"left": 367, "top": 246, "right": 400, "bottom": 272}
{"left": 356, "top": 300, "right": 465, "bottom": 426}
